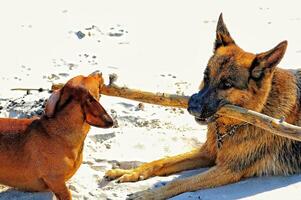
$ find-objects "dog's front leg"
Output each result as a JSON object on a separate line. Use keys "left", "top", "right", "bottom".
{"left": 127, "top": 166, "right": 243, "bottom": 200}
{"left": 43, "top": 177, "right": 72, "bottom": 200}
{"left": 105, "top": 143, "right": 215, "bottom": 183}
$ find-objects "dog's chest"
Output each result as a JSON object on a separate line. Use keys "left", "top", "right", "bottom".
{"left": 214, "top": 125, "right": 267, "bottom": 167}
{"left": 64, "top": 144, "right": 84, "bottom": 181}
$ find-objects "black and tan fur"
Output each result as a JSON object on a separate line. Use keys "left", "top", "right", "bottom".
{"left": 105, "top": 14, "right": 301, "bottom": 199}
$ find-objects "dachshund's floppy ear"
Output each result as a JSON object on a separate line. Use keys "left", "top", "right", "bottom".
{"left": 45, "top": 89, "right": 61, "bottom": 118}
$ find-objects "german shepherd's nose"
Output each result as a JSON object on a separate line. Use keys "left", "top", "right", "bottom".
{"left": 188, "top": 90, "right": 221, "bottom": 120}
{"left": 187, "top": 93, "right": 203, "bottom": 117}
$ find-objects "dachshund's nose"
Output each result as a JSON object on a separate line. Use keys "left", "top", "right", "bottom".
{"left": 103, "top": 114, "right": 114, "bottom": 128}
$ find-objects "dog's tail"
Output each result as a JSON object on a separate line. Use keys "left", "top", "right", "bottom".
{"left": 0, "top": 118, "right": 36, "bottom": 134}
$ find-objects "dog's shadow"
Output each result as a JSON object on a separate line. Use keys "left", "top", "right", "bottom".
{"left": 161, "top": 168, "right": 301, "bottom": 199}
{"left": 0, "top": 189, "right": 53, "bottom": 200}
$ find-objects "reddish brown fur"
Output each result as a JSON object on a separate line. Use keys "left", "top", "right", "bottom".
{"left": 105, "top": 14, "right": 301, "bottom": 200}
{"left": 0, "top": 118, "right": 36, "bottom": 134}
{"left": 0, "top": 72, "right": 113, "bottom": 200}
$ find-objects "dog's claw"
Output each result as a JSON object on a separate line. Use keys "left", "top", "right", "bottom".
{"left": 104, "top": 175, "right": 112, "bottom": 181}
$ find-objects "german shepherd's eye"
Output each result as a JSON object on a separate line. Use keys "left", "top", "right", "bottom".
{"left": 219, "top": 80, "right": 233, "bottom": 90}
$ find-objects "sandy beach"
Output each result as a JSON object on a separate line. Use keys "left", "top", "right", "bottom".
{"left": 1, "top": 0, "right": 301, "bottom": 199}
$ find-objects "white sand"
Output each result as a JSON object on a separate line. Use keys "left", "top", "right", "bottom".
{"left": 1, "top": 0, "right": 301, "bottom": 199}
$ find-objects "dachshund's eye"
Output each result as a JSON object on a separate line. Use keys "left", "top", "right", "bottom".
{"left": 219, "top": 80, "right": 233, "bottom": 90}
{"left": 87, "top": 98, "right": 93, "bottom": 103}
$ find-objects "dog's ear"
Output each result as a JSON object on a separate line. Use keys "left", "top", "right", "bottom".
{"left": 83, "top": 93, "right": 113, "bottom": 128}
{"left": 250, "top": 41, "right": 287, "bottom": 79}
{"left": 89, "top": 71, "right": 104, "bottom": 91}
{"left": 89, "top": 70, "right": 102, "bottom": 79}
{"left": 45, "top": 89, "right": 61, "bottom": 118}
{"left": 214, "top": 13, "right": 235, "bottom": 51}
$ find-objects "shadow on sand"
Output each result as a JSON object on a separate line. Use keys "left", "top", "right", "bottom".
{"left": 150, "top": 168, "right": 301, "bottom": 200}
{"left": 0, "top": 189, "right": 53, "bottom": 200}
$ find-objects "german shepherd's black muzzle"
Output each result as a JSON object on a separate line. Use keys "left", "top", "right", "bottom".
{"left": 188, "top": 89, "right": 222, "bottom": 125}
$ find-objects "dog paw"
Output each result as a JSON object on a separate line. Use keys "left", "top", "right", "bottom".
{"left": 105, "top": 164, "right": 158, "bottom": 183}
{"left": 105, "top": 168, "right": 151, "bottom": 183}
{"left": 116, "top": 171, "right": 146, "bottom": 183}
{"left": 127, "top": 189, "right": 164, "bottom": 200}
{"left": 104, "top": 169, "right": 132, "bottom": 180}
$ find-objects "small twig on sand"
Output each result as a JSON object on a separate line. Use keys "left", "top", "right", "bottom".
{"left": 11, "top": 88, "right": 50, "bottom": 95}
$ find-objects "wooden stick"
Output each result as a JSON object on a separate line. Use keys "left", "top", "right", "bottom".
{"left": 52, "top": 81, "right": 301, "bottom": 141}
{"left": 14, "top": 75, "right": 301, "bottom": 142}
{"left": 101, "top": 84, "right": 190, "bottom": 108}
{"left": 218, "top": 105, "right": 301, "bottom": 141}
{"left": 51, "top": 76, "right": 189, "bottom": 108}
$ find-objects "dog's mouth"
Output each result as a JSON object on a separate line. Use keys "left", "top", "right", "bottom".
{"left": 194, "top": 115, "right": 218, "bottom": 125}
{"left": 188, "top": 100, "right": 229, "bottom": 125}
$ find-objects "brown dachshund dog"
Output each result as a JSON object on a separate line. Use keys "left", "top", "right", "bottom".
{"left": 0, "top": 72, "right": 113, "bottom": 200}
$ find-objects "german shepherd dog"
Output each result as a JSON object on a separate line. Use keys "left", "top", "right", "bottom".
{"left": 106, "top": 14, "right": 300, "bottom": 199}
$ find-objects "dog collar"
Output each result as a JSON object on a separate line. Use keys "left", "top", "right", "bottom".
{"left": 215, "top": 122, "right": 248, "bottom": 149}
